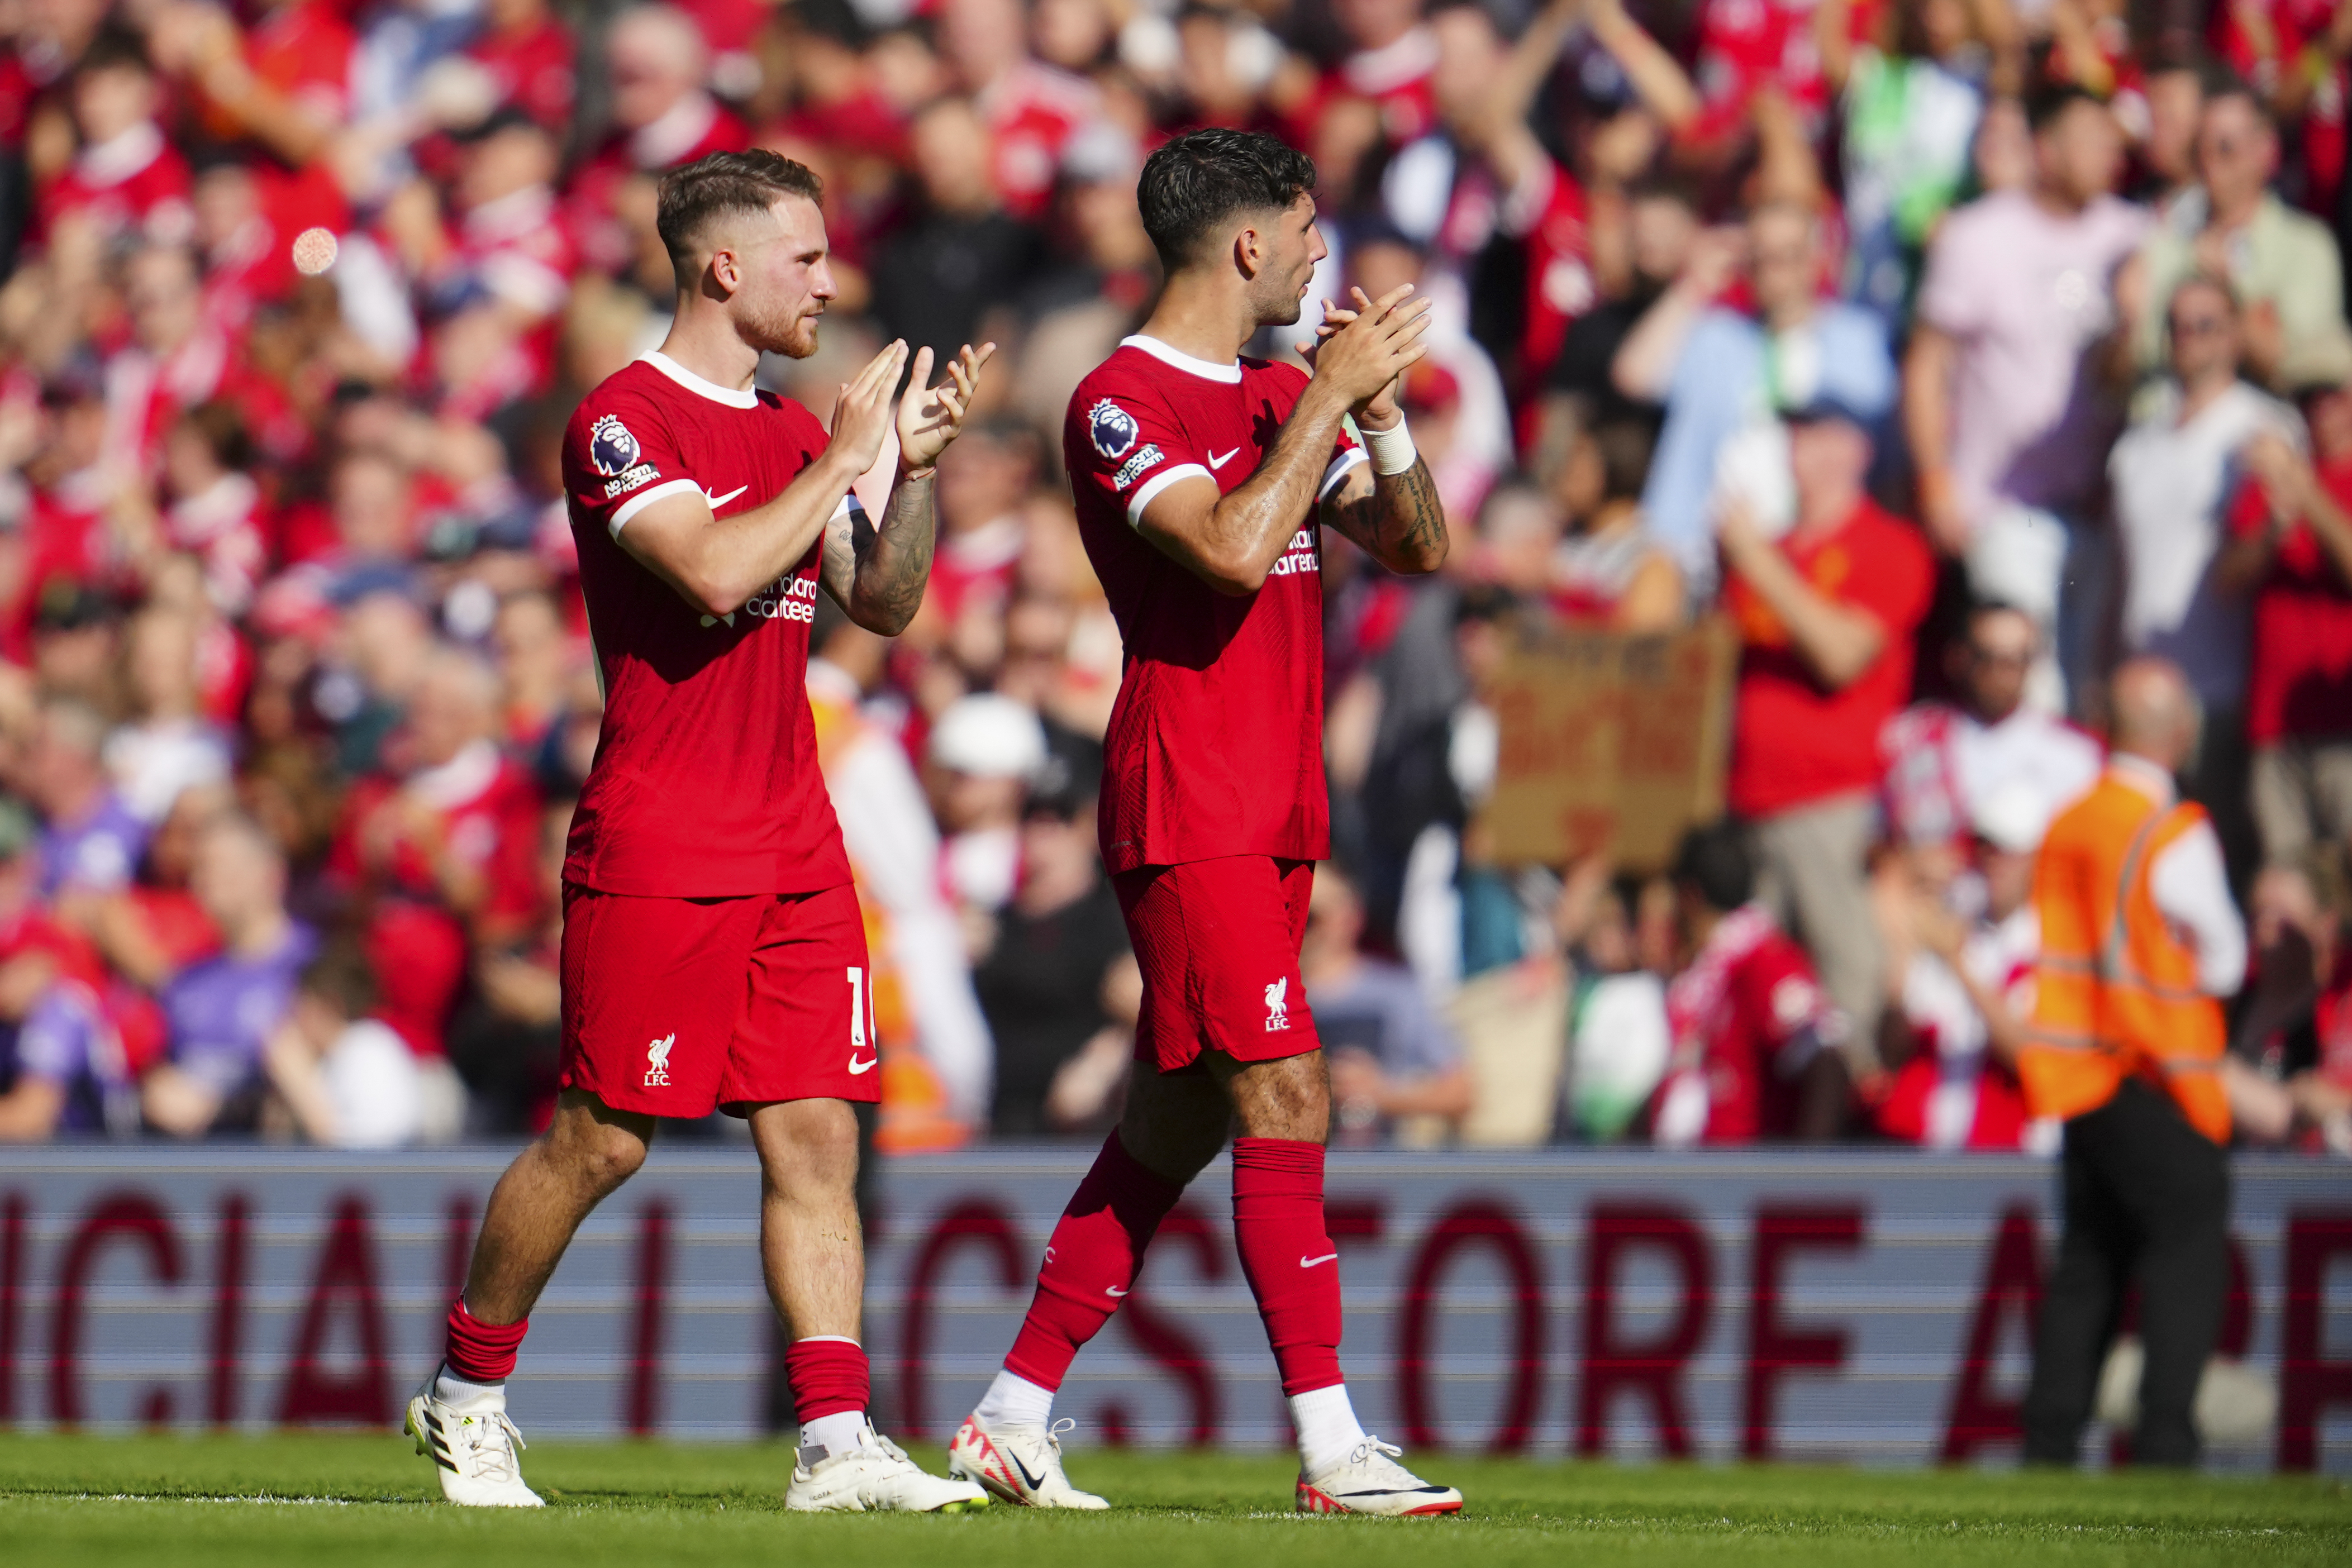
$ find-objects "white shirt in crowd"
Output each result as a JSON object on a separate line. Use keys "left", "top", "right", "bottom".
{"left": 318, "top": 1018, "right": 425, "bottom": 1149}
{"left": 2108, "top": 754, "right": 2249, "bottom": 996}
{"left": 1953, "top": 708, "right": 2102, "bottom": 826}
{"left": 105, "top": 717, "right": 232, "bottom": 824}
{"left": 808, "top": 659, "right": 994, "bottom": 1123}
{"left": 2108, "top": 379, "right": 2301, "bottom": 712}
{"left": 1900, "top": 906, "right": 2040, "bottom": 1151}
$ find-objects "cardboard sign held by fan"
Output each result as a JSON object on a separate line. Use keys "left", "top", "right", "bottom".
{"left": 1479, "top": 619, "right": 1737, "bottom": 873}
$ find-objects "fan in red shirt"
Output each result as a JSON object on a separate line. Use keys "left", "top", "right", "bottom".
{"left": 1720, "top": 389, "right": 1933, "bottom": 1057}
{"left": 326, "top": 649, "right": 544, "bottom": 1057}
{"left": 562, "top": 6, "right": 749, "bottom": 274}
{"left": 945, "top": 128, "right": 1461, "bottom": 1519}
{"left": 2224, "top": 390, "right": 2352, "bottom": 865}
{"left": 1649, "top": 819, "right": 1851, "bottom": 1144}
{"left": 410, "top": 149, "right": 996, "bottom": 1513}
{"left": 465, "top": 0, "right": 576, "bottom": 131}
{"left": 36, "top": 31, "right": 193, "bottom": 250}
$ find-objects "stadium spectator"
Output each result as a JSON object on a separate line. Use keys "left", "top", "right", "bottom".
{"left": 926, "top": 692, "right": 1047, "bottom": 919}
{"left": 1302, "top": 862, "right": 1472, "bottom": 1145}
{"left": 1651, "top": 819, "right": 1850, "bottom": 1145}
{"left": 0, "top": 798, "right": 127, "bottom": 1140}
{"left": 936, "top": 0, "right": 1100, "bottom": 221}
{"left": 1907, "top": 83, "right": 2145, "bottom": 710}
{"left": 1721, "top": 389, "right": 1934, "bottom": 1064}
{"left": 263, "top": 942, "right": 427, "bottom": 1148}
{"left": 141, "top": 812, "right": 317, "bottom": 1137}
{"left": 2218, "top": 356, "right": 2352, "bottom": 870}
{"left": 104, "top": 606, "right": 233, "bottom": 826}
{"left": 1872, "top": 781, "right": 2049, "bottom": 1151}
{"left": 42, "top": 29, "right": 193, "bottom": 251}
{"left": 1546, "top": 417, "right": 1683, "bottom": 630}
{"left": 2109, "top": 271, "right": 2298, "bottom": 879}
{"left": 1880, "top": 600, "right": 2103, "bottom": 850}
{"left": 29, "top": 697, "right": 147, "bottom": 899}
{"left": 1618, "top": 200, "right": 1896, "bottom": 587}
{"left": 2129, "top": 79, "right": 2352, "bottom": 393}
{"left": 1827, "top": 0, "right": 1993, "bottom": 333}
{"left": 810, "top": 615, "right": 993, "bottom": 1146}
{"left": 564, "top": 5, "right": 749, "bottom": 274}
{"left": 1541, "top": 175, "right": 1697, "bottom": 438}
{"left": 870, "top": 96, "right": 1042, "bottom": 382}
{"left": 971, "top": 747, "right": 1134, "bottom": 1138}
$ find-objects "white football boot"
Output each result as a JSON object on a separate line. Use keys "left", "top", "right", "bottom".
{"left": 785, "top": 1428, "right": 991, "bottom": 1513}
{"left": 1295, "top": 1435, "right": 1463, "bottom": 1517}
{"left": 948, "top": 1415, "right": 1110, "bottom": 1509}
{"left": 406, "top": 1376, "right": 545, "bottom": 1507}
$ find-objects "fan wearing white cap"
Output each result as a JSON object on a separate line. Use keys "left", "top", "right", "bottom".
{"left": 1875, "top": 780, "right": 2056, "bottom": 1154}
{"left": 926, "top": 693, "right": 1050, "bottom": 915}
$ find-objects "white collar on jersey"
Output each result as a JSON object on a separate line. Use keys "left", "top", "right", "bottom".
{"left": 1120, "top": 334, "right": 1243, "bottom": 384}
{"left": 639, "top": 350, "right": 761, "bottom": 409}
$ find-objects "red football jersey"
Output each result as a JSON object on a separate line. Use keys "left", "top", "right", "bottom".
{"left": 559, "top": 351, "right": 854, "bottom": 897}
{"left": 1064, "top": 335, "right": 1364, "bottom": 874}
{"left": 1658, "top": 905, "right": 1837, "bottom": 1144}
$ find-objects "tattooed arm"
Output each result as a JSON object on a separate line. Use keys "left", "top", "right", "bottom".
{"left": 819, "top": 470, "right": 936, "bottom": 635}
{"left": 817, "top": 341, "right": 993, "bottom": 635}
{"left": 1320, "top": 446, "right": 1449, "bottom": 575}
{"left": 1302, "top": 288, "right": 1448, "bottom": 576}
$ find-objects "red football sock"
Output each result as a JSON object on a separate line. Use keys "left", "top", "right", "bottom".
{"left": 1231, "top": 1137, "right": 1344, "bottom": 1397}
{"left": 443, "top": 1299, "right": 529, "bottom": 1384}
{"left": 1003, "top": 1131, "right": 1184, "bottom": 1390}
{"left": 783, "top": 1336, "right": 870, "bottom": 1422}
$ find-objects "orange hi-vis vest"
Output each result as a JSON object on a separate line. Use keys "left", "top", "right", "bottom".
{"left": 2022, "top": 769, "right": 2230, "bottom": 1144}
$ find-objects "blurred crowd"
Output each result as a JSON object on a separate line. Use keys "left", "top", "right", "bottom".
{"left": 0, "top": 0, "right": 2347, "bottom": 1152}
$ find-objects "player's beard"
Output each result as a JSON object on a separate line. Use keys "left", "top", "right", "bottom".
{"left": 742, "top": 298, "right": 822, "bottom": 360}
{"left": 1249, "top": 270, "right": 1310, "bottom": 329}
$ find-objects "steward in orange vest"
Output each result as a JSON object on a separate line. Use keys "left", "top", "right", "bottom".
{"left": 2022, "top": 771, "right": 2231, "bottom": 1143}
{"left": 2018, "top": 659, "right": 2243, "bottom": 1471}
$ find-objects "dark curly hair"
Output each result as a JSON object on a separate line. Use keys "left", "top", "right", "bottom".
{"left": 1135, "top": 127, "right": 1316, "bottom": 270}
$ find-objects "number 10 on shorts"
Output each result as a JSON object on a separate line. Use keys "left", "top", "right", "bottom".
{"left": 846, "top": 966, "right": 879, "bottom": 1075}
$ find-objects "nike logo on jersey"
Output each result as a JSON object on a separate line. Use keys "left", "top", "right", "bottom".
{"left": 703, "top": 484, "right": 749, "bottom": 511}
{"left": 848, "top": 1053, "right": 879, "bottom": 1075}
{"left": 1105, "top": 1285, "right": 1128, "bottom": 1298}
{"left": 1300, "top": 1252, "right": 1338, "bottom": 1269}
{"left": 1208, "top": 447, "right": 1240, "bottom": 470}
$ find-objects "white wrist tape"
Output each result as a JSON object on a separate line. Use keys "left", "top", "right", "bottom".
{"left": 1359, "top": 413, "right": 1418, "bottom": 476}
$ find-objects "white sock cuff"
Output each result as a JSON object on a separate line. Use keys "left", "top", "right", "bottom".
{"left": 435, "top": 1366, "right": 505, "bottom": 1410}
{"left": 973, "top": 1367, "right": 1056, "bottom": 1429}
{"left": 799, "top": 1408, "right": 872, "bottom": 1457}
{"left": 793, "top": 1335, "right": 862, "bottom": 1347}
{"left": 1289, "top": 1382, "right": 1366, "bottom": 1473}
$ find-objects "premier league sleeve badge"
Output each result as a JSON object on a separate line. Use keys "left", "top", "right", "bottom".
{"left": 1087, "top": 399, "right": 1140, "bottom": 461}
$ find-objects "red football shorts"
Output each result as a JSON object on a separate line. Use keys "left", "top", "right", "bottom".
{"left": 559, "top": 881, "right": 881, "bottom": 1118}
{"left": 1111, "top": 855, "right": 1320, "bottom": 1074}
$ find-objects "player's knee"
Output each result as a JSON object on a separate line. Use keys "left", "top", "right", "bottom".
{"left": 580, "top": 1127, "right": 650, "bottom": 1190}
{"left": 546, "top": 1107, "right": 651, "bottom": 1193}
{"left": 753, "top": 1098, "right": 861, "bottom": 1192}
{"left": 1227, "top": 1051, "right": 1330, "bottom": 1142}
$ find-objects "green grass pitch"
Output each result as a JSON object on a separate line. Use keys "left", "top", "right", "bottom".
{"left": 1, "top": 1433, "right": 2345, "bottom": 1567}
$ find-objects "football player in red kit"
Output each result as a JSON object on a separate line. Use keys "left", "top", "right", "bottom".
{"left": 406, "top": 150, "right": 995, "bottom": 1513}
{"left": 945, "top": 128, "right": 1459, "bottom": 1515}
